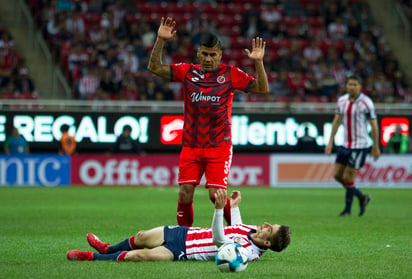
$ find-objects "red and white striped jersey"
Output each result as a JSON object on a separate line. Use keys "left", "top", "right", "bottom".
{"left": 185, "top": 224, "right": 266, "bottom": 261}
{"left": 336, "top": 93, "right": 376, "bottom": 149}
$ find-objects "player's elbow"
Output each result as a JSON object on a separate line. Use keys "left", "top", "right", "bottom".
{"left": 147, "top": 63, "right": 156, "bottom": 74}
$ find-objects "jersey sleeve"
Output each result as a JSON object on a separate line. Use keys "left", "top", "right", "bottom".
{"left": 212, "top": 209, "right": 231, "bottom": 247}
{"left": 230, "top": 207, "right": 242, "bottom": 225}
{"left": 230, "top": 66, "right": 255, "bottom": 93}
{"left": 170, "top": 63, "right": 191, "bottom": 82}
{"left": 364, "top": 97, "right": 377, "bottom": 119}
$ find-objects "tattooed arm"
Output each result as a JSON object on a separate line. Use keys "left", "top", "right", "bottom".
{"left": 147, "top": 17, "right": 176, "bottom": 80}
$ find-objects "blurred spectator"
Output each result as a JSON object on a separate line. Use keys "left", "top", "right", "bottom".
{"left": 296, "top": 126, "right": 320, "bottom": 153}
{"left": 328, "top": 16, "right": 348, "bottom": 40}
{"left": 392, "top": 70, "right": 408, "bottom": 101}
{"left": 111, "top": 125, "right": 144, "bottom": 155}
{"left": 65, "top": 9, "right": 85, "bottom": 35}
{"left": 283, "top": 0, "right": 305, "bottom": 17}
{"left": 303, "top": 39, "right": 323, "bottom": 64}
{"left": 14, "top": 67, "right": 37, "bottom": 98}
{"left": 119, "top": 45, "right": 139, "bottom": 74}
{"left": 59, "top": 124, "right": 76, "bottom": 155}
{"left": 269, "top": 70, "right": 291, "bottom": 99}
{"left": 373, "top": 73, "right": 394, "bottom": 102}
{"left": 77, "top": 66, "right": 99, "bottom": 99}
{"left": 287, "top": 71, "right": 306, "bottom": 97}
{"left": 304, "top": 72, "right": 322, "bottom": 96}
{"left": 4, "top": 127, "right": 29, "bottom": 155}
{"left": 387, "top": 124, "right": 409, "bottom": 154}
{"left": 119, "top": 72, "right": 140, "bottom": 100}
{"left": 241, "top": 6, "right": 262, "bottom": 39}
{"left": 261, "top": 3, "right": 282, "bottom": 24}
{"left": 96, "top": 68, "right": 119, "bottom": 100}
{"left": 330, "top": 62, "right": 348, "bottom": 86}
{"left": 296, "top": 17, "right": 311, "bottom": 39}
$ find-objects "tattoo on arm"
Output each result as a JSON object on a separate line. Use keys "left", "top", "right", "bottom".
{"left": 148, "top": 39, "right": 170, "bottom": 79}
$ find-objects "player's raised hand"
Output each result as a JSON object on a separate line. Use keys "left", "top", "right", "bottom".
{"left": 157, "top": 17, "right": 176, "bottom": 40}
{"left": 244, "top": 37, "right": 266, "bottom": 61}
{"left": 230, "top": 191, "right": 241, "bottom": 208}
{"left": 214, "top": 189, "right": 227, "bottom": 210}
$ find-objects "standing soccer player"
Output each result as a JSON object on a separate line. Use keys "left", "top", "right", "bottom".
{"left": 148, "top": 17, "right": 269, "bottom": 226}
{"left": 325, "top": 75, "right": 381, "bottom": 216}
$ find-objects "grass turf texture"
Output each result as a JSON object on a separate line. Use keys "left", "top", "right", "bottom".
{"left": 1, "top": 187, "right": 411, "bottom": 279}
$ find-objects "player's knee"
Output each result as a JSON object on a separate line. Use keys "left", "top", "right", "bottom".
{"left": 178, "top": 184, "right": 194, "bottom": 202}
{"left": 334, "top": 175, "right": 343, "bottom": 184}
{"left": 134, "top": 230, "right": 148, "bottom": 244}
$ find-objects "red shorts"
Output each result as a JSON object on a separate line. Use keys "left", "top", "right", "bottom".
{"left": 178, "top": 144, "right": 233, "bottom": 189}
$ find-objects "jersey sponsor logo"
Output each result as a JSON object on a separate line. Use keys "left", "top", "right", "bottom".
{"left": 217, "top": 75, "right": 225, "bottom": 84}
{"left": 233, "top": 237, "right": 248, "bottom": 246}
{"left": 191, "top": 92, "right": 222, "bottom": 103}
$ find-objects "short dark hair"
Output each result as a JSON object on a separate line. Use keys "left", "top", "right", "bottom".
{"left": 346, "top": 75, "right": 362, "bottom": 84}
{"left": 123, "top": 125, "right": 132, "bottom": 132}
{"left": 200, "top": 33, "right": 221, "bottom": 49}
{"left": 269, "top": 225, "right": 291, "bottom": 252}
{"left": 61, "top": 125, "right": 69, "bottom": 132}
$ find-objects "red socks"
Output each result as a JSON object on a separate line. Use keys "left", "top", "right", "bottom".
{"left": 117, "top": 251, "right": 128, "bottom": 261}
{"left": 210, "top": 196, "right": 231, "bottom": 225}
{"left": 177, "top": 200, "right": 194, "bottom": 227}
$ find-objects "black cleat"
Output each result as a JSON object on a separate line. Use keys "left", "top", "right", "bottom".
{"left": 359, "top": 195, "right": 371, "bottom": 216}
{"left": 339, "top": 211, "right": 351, "bottom": 217}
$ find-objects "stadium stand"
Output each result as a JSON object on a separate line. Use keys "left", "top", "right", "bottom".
{"left": 24, "top": 0, "right": 410, "bottom": 103}
{"left": 0, "top": 22, "right": 38, "bottom": 100}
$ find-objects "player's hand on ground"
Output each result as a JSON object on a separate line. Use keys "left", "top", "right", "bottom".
{"left": 230, "top": 191, "right": 241, "bottom": 208}
{"left": 214, "top": 189, "right": 227, "bottom": 209}
{"left": 244, "top": 37, "right": 266, "bottom": 61}
{"left": 157, "top": 17, "right": 176, "bottom": 40}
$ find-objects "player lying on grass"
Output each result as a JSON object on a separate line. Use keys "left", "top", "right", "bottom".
{"left": 67, "top": 190, "right": 291, "bottom": 262}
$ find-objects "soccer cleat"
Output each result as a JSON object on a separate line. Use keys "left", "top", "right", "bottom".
{"left": 66, "top": 250, "right": 94, "bottom": 261}
{"left": 359, "top": 195, "right": 371, "bottom": 216}
{"left": 87, "top": 233, "right": 109, "bottom": 254}
{"left": 339, "top": 211, "right": 351, "bottom": 217}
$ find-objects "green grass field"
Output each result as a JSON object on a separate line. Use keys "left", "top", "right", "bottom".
{"left": 1, "top": 186, "right": 411, "bottom": 279}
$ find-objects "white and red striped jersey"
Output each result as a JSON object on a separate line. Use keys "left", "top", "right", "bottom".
{"left": 185, "top": 224, "right": 266, "bottom": 262}
{"left": 336, "top": 92, "right": 376, "bottom": 149}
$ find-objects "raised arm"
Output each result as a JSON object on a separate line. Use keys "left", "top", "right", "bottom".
{"left": 325, "top": 113, "right": 342, "bottom": 156}
{"left": 230, "top": 191, "right": 242, "bottom": 225}
{"left": 244, "top": 37, "right": 269, "bottom": 94}
{"left": 147, "top": 17, "right": 176, "bottom": 80}
{"left": 212, "top": 189, "right": 230, "bottom": 247}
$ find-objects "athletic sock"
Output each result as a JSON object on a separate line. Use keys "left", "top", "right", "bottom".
{"left": 106, "top": 237, "right": 135, "bottom": 254}
{"left": 344, "top": 182, "right": 355, "bottom": 213}
{"left": 353, "top": 187, "right": 363, "bottom": 199}
{"left": 93, "top": 251, "right": 127, "bottom": 261}
{"left": 210, "top": 196, "right": 231, "bottom": 225}
{"left": 177, "top": 200, "right": 193, "bottom": 227}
